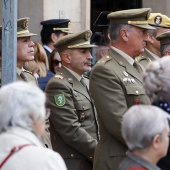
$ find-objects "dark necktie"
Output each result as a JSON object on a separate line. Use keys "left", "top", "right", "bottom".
{"left": 133, "top": 61, "right": 143, "bottom": 74}
{"left": 20, "top": 72, "right": 27, "bottom": 81}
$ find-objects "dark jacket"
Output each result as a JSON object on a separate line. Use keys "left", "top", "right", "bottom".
{"left": 38, "top": 69, "right": 54, "bottom": 91}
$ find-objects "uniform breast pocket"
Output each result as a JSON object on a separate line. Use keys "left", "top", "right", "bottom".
{"left": 125, "top": 85, "right": 149, "bottom": 106}
{"left": 74, "top": 101, "right": 92, "bottom": 125}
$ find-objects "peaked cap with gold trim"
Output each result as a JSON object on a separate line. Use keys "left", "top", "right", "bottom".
{"left": 148, "top": 13, "right": 170, "bottom": 28}
{"left": 156, "top": 31, "right": 170, "bottom": 45}
{"left": 107, "top": 8, "right": 155, "bottom": 30}
{"left": 17, "top": 17, "right": 37, "bottom": 38}
{"left": 54, "top": 30, "right": 97, "bottom": 53}
{"left": 40, "top": 19, "right": 72, "bottom": 34}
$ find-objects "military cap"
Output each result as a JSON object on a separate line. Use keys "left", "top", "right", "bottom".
{"left": 91, "top": 32, "right": 106, "bottom": 46}
{"left": 93, "top": 11, "right": 111, "bottom": 27}
{"left": 148, "top": 13, "right": 170, "bottom": 28}
{"left": 17, "top": 17, "right": 37, "bottom": 38}
{"left": 40, "top": 19, "right": 72, "bottom": 33}
{"left": 54, "top": 30, "right": 97, "bottom": 53}
{"left": 156, "top": 31, "right": 170, "bottom": 45}
{"left": 107, "top": 8, "right": 154, "bottom": 30}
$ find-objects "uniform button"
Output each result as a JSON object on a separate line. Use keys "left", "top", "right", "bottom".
{"left": 89, "top": 156, "right": 93, "bottom": 159}
{"left": 82, "top": 112, "right": 85, "bottom": 115}
{"left": 71, "top": 154, "right": 74, "bottom": 157}
{"left": 136, "top": 91, "right": 139, "bottom": 94}
{"left": 83, "top": 106, "right": 85, "bottom": 110}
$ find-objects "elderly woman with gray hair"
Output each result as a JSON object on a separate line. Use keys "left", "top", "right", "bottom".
{"left": 0, "top": 81, "right": 67, "bottom": 170}
{"left": 143, "top": 56, "right": 170, "bottom": 170}
{"left": 117, "top": 105, "right": 170, "bottom": 170}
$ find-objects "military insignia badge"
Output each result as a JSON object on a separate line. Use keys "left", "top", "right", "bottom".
{"left": 22, "top": 19, "right": 29, "bottom": 30}
{"left": 54, "top": 94, "right": 65, "bottom": 106}
{"left": 85, "top": 30, "right": 92, "bottom": 40}
{"left": 154, "top": 16, "right": 162, "bottom": 25}
{"left": 123, "top": 71, "right": 128, "bottom": 77}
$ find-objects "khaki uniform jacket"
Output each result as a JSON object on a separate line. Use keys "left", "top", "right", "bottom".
{"left": 117, "top": 151, "right": 161, "bottom": 170}
{"left": 17, "top": 68, "right": 37, "bottom": 85}
{"left": 45, "top": 66, "right": 99, "bottom": 170}
{"left": 0, "top": 127, "right": 67, "bottom": 170}
{"left": 89, "top": 48, "right": 151, "bottom": 170}
{"left": 135, "top": 48, "right": 160, "bottom": 68}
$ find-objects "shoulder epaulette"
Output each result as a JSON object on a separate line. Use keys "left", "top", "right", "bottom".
{"left": 55, "top": 72, "right": 64, "bottom": 79}
{"left": 97, "top": 55, "right": 111, "bottom": 64}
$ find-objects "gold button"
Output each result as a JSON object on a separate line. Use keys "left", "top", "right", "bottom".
{"left": 106, "top": 56, "right": 109, "bottom": 59}
{"left": 71, "top": 154, "right": 74, "bottom": 157}
{"left": 136, "top": 91, "right": 139, "bottom": 94}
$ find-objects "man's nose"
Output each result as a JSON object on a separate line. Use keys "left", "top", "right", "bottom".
{"left": 29, "top": 41, "right": 34, "bottom": 47}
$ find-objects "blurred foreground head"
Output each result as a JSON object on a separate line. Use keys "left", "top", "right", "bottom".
{"left": 0, "top": 81, "right": 46, "bottom": 136}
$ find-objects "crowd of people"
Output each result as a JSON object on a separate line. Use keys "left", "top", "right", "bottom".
{"left": 1, "top": 7, "right": 170, "bottom": 170}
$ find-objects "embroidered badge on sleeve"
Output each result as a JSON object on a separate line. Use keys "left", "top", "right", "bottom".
{"left": 54, "top": 94, "right": 65, "bottom": 106}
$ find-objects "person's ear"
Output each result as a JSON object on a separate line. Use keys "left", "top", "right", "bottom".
{"left": 164, "top": 49, "right": 170, "bottom": 56}
{"left": 152, "top": 134, "right": 161, "bottom": 150}
{"left": 62, "top": 52, "right": 71, "bottom": 64}
{"left": 147, "top": 33, "right": 154, "bottom": 44}
{"left": 51, "top": 33, "right": 57, "bottom": 43}
{"left": 120, "top": 28, "right": 129, "bottom": 42}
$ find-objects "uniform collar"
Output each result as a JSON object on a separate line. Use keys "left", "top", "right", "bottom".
{"left": 111, "top": 46, "right": 134, "bottom": 65}
{"left": 64, "top": 66, "right": 82, "bottom": 81}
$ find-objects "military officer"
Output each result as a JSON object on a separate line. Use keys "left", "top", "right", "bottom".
{"left": 89, "top": 8, "right": 153, "bottom": 170}
{"left": 136, "top": 13, "right": 170, "bottom": 67}
{"left": 45, "top": 30, "right": 99, "bottom": 170}
{"left": 16, "top": 18, "right": 37, "bottom": 84}
{"left": 156, "top": 30, "right": 170, "bottom": 57}
{"left": 40, "top": 19, "right": 72, "bottom": 56}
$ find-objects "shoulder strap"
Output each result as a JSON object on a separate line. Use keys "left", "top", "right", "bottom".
{"left": 0, "top": 144, "right": 34, "bottom": 169}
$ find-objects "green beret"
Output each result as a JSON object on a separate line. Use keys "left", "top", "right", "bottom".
{"left": 54, "top": 30, "right": 97, "bottom": 53}
{"left": 107, "top": 8, "right": 154, "bottom": 30}
{"left": 17, "top": 17, "right": 37, "bottom": 38}
{"left": 156, "top": 31, "right": 170, "bottom": 45}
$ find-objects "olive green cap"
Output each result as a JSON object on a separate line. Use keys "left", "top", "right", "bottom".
{"left": 148, "top": 13, "right": 170, "bottom": 28}
{"left": 17, "top": 17, "right": 37, "bottom": 38}
{"left": 54, "top": 30, "right": 97, "bottom": 53}
{"left": 107, "top": 8, "right": 155, "bottom": 30}
{"left": 156, "top": 31, "right": 170, "bottom": 45}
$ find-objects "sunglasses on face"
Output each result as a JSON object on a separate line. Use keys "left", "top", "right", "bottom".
{"left": 52, "top": 59, "right": 62, "bottom": 66}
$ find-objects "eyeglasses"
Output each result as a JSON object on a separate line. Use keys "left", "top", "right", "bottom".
{"left": 53, "top": 59, "right": 62, "bottom": 66}
{"left": 45, "top": 108, "right": 51, "bottom": 119}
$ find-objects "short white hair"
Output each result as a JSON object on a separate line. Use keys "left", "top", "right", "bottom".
{"left": 143, "top": 56, "right": 170, "bottom": 102}
{"left": 0, "top": 81, "right": 46, "bottom": 132}
{"left": 122, "top": 105, "right": 170, "bottom": 151}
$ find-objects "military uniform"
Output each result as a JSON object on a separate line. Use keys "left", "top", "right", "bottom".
{"left": 117, "top": 151, "right": 161, "bottom": 170}
{"left": 16, "top": 67, "right": 37, "bottom": 85}
{"left": 89, "top": 8, "right": 154, "bottom": 170}
{"left": 90, "top": 48, "right": 151, "bottom": 170}
{"left": 135, "top": 48, "right": 160, "bottom": 68}
{"left": 46, "top": 66, "right": 99, "bottom": 170}
{"left": 45, "top": 30, "right": 99, "bottom": 170}
{"left": 137, "top": 13, "right": 170, "bottom": 67}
